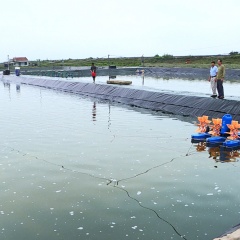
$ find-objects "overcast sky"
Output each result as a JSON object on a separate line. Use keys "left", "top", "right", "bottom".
{"left": 1, "top": 0, "right": 239, "bottom": 62}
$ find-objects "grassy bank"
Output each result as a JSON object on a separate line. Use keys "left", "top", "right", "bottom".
{"left": 1, "top": 54, "right": 240, "bottom": 70}
{"left": 143, "top": 54, "right": 240, "bottom": 69}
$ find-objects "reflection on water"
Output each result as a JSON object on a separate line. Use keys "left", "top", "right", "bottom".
{"left": 3, "top": 81, "right": 10, "bottom": 89}
{"left": 108, "top": 103, "right": 111, "bottom": 130}
{"left": 92, "top": 102, "right": 96, "bottom": 121}
{"left": 209, "top": 147, "right": 240, "bottom": 162}
{"left": 142, "top": 75, "right": 144, "bottom": 86}
{"left": 16, "top": 84, "right": 21, "bottom": 92}
{"left": 1, "top": 80, "right": 240, "bottom": 240}
{"left": 195, "top": 142, "right": 206, "bottom": 152}
{"left": 194, "top": 142, "right": 240, "bottom": 162}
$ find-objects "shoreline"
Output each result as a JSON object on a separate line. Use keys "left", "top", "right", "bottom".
{"left": 16, "top": 66, "right": 240, "bottom": 81}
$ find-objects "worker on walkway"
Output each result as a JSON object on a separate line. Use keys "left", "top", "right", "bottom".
{"left": 90, "top": 63, "right": 97, "bottom": 83}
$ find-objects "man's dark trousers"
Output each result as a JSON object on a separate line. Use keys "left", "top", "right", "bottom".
{"left": 217, "top": 79, "right": 224, "bottom": 98}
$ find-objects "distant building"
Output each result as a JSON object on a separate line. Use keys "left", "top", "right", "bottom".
{"left": 13, "top": 57, "right": 29, "bottom": 67}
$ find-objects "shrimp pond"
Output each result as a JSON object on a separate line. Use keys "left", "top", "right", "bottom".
{"left": 1, "top": 76, "right": 240, "bottom": 240}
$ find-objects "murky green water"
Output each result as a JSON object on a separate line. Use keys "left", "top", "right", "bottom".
{"left": 1, "top": 81, "right": 240, "bottom": 240}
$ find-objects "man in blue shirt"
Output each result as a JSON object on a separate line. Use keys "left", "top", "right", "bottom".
{"left": 208, "top": 61, "right": 218, "bottom": 98}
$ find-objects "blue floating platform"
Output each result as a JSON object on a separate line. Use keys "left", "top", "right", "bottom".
{"left": 223, "top": 140, "right": 240, "bottom": 148}
{"left": 206, "top": 136, "right": 226, "bottom": 147}
{"left": 206, "top": 136, "right": 226, "bottom": 143}
{"left": 191, "top": 133, "right": 211, "bottom": 143}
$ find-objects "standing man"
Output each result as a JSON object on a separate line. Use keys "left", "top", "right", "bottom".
{"left": 90, "top": 63, "right": 97, "bottom": 83}
{"left": 216, "top": 59, "right": 225, "bottom": 99}
{"left": 208, "top": 61, "right": 218, "bottom": 98}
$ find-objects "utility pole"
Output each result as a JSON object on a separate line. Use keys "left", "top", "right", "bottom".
{"left": 7, "top": 55, "right": 10, "bottom": 70}
{"left": 141, "top": 55, "right": 144, "bottom": 67}
{"left": 108, "top": 54, "right": 110, "bottom": 80}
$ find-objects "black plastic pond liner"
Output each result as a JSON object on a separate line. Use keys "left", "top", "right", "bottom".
{"left": 216, "top": 223, "right": 240, "bottom": 238}
{"left": 15, "top": 77, "right": 240, "bottom": 121}
{"left": 144, "top": 67, "right": 240, "bottom": 80}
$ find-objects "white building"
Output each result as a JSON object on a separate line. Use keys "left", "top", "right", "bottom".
{"left": 13, "top": 57, "right": 29, "bottom": 66}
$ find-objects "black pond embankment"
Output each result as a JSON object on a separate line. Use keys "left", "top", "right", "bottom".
{"left": 3, "top": 75, "right": 240, "bottom": 122}
{"left": 19, "top": 66, "right": 240, "bottom": 80}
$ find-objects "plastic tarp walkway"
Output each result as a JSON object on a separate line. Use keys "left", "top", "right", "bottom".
{"left": 9, "top": 77, "right": 240, "bottom": 121}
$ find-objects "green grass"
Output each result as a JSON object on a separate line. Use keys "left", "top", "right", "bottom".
{"left": 42, "top": 54, "right": 240, "bottom": 69}
{"left": 1, "top": 54, "right": 240, "bottom": 70}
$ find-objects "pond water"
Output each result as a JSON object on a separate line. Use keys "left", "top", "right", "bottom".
{"left": 1, "top": 80, "right": 240, "bottom": 240}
